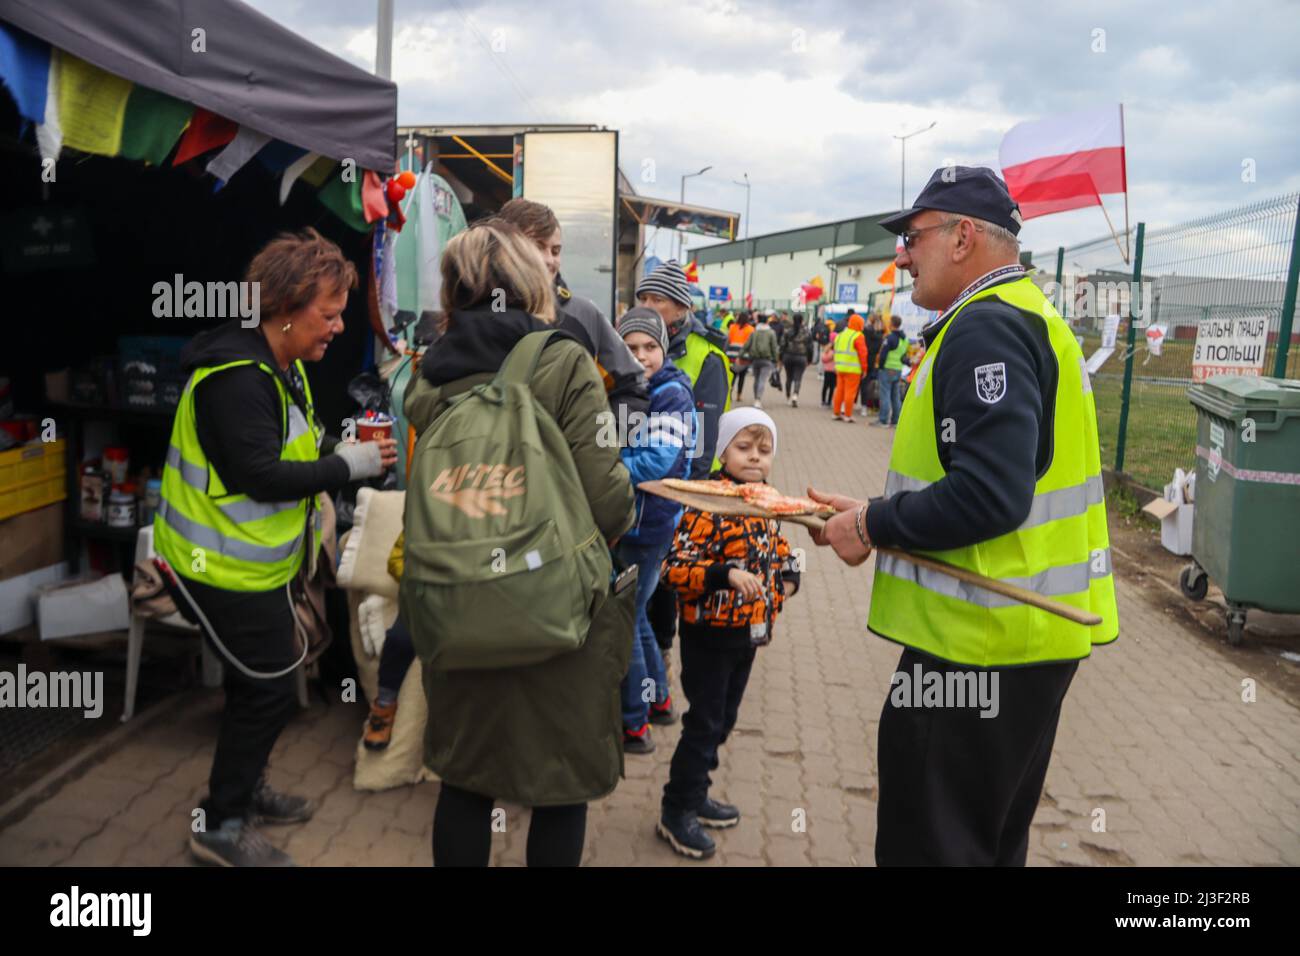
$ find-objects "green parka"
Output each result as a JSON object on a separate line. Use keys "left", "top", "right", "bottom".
{"left": 404, "top": 310, "right": 636, "bottom": 806}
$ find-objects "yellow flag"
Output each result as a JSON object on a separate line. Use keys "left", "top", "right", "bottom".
{"left": 58, "top": 52, "right": 131, "bottom": 157}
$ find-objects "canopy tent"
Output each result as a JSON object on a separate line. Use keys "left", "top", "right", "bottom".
{"left": 1, "top": 0, "right": 396, "bottom": 171}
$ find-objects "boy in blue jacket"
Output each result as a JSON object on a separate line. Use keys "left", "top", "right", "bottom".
{"left": 615, "top": 307, "right": 698, "bottom": 754}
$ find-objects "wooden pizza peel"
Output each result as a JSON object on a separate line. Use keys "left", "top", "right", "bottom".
{"left": 639, "top": 480, "right": 1102, "bottom": 627}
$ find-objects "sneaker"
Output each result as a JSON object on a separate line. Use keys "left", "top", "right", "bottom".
{"left": 842, "top": 416, "right": 856, "bottom": 424}
{"left": 649, "top": 696, "right": 678, "bottom": 726}
{"left": 623, "top": 724, "right": 655, "bottom": 754}
{"left": 791, "top": 396, "right": 798, "bottom": 407}
{"left": 363, "top": 700, "right": 397, "bottom": 751}
{"left": 251, "top": 776, "right": 316, "bottom": 825}
{"left": 190, "top": 817, "right": 295, "bottom": 867}
{"left": 752, "top": 400, "right": 762, "bottom": 409}
{"left": 698, "top": 796, "right": 741, "bottom": 829}
{"left": 656, "top": 809, "right": 716, "bottom": 859}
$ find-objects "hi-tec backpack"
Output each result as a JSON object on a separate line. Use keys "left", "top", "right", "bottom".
{"left": 400, "top": 331, "right": 612, "bottom": 671}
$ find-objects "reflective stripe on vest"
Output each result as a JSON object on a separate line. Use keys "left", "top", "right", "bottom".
{"left": 833, "top": 328, "right": 863, "bottom": 374}
{"left": 867, "top": 275, "right": 1119, "bottom": 666}
{"left": 154, "top": 358, "right": 321, "bottom": 591}
{"left": 675, "top": 331, "right": 734, "bottom": 471}
{"left": 882, "top": 334, "right": 908, "bottom": 370}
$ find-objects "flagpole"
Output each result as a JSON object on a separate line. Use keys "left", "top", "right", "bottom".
{"left": 1098, "top": 197, "right": 1127, "bottom": 263}
{"left": 1119, "top": 102, "right": 1130, "bottom": 263}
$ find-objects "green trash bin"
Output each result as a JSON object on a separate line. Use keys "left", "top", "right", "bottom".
{"left": 1184, "top": 375, "right": 1300, "bottom": 644}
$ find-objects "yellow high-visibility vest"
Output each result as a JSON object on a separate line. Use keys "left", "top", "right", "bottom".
{"left": 868, "top": 276, "right": 1119, "bottom": 666}
{"left": 155, "top": 360, "right": 322, "bottom": 591}
{"left": 833, "top": 327, "right": 864, "bottom": 375}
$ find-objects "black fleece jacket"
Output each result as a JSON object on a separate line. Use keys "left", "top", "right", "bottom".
{"left": 183, "top": 321, "right": 350, "bottom": 502}
{"left": 865, "top": 296, "right": 1057, "bottom": 553}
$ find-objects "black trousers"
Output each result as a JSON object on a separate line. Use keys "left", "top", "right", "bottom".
{"left": 183, "top": 577, "right": 302, "bottom": 824}
{"left": 783, "top": 359, "right": 807, "bottom": 397}
{"left": 820, "top": 370, "right": 836, "bottom": 404}
{"left": 432, "top": 783, "right": 587, "bottom": 867}
{"left": 875, "top": 647, "right": 1077, "bottom": 866}
{"left": 662, "top": 637, "right": 756, "bottom": 814}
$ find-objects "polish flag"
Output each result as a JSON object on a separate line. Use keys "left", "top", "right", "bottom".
{"left": 999, "top": 105, "right": 1127, "bottom": 220}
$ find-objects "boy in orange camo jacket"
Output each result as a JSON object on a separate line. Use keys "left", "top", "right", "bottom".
{"left": 655, "top": 408, "right": 800, "bottom": 859}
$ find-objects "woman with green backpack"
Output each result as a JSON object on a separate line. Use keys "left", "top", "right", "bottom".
{"left": 400, "top": 219, "right": 636, "bottom": 866}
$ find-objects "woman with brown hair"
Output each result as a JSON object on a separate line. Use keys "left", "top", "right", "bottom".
{"left": 403, "top": 219, "right": 635, "bottom": 866}
{"left": 155, "top": 228, "right": 397, "bottom": 867}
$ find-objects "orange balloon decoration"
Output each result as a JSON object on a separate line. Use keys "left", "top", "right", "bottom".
{"left": 396, "top": 170, "right": 417, "bottom": 190}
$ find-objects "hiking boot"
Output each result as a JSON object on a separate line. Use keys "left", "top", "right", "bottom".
{"left": 656, "top": 809, "right": 716, "bottom": 859}
{"left": 649, "top": 696, "right": 678, "bottom": 726}
{"left": 190, "top": 817, "right": 295, "bottom": 867}
{"left": 698, "top": 796, "right": 741, "bottom": 828}
{"left": 623, "top": 724, "right": 656, "bottom": 754}
{"left": 363, "top": 700, "right": 398, "bottom": 751}
{"left": 251, "top": 776, "right": 316, "bottom": 825}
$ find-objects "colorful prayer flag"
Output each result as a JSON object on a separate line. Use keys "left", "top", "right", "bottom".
{"left": 172, "top": 107, "right": 236, "bottom": 166}
{"left": 120, "top": 84, "right": 192, "bottom": 166}
{"left": 58, "top": 52, "right": 131, "bottom": 157}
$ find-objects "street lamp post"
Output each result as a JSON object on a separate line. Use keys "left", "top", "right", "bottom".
{"left": 678, "top": 165, "right": 712, "bottom": 261}
{"left": 893, "top": 121, "right": 936, "bottom": 209}
{"left": 733, "top": 173, "right": 751, "bottom": 308}
{"left": 375, "top": 0, "right": 394, "bottom": 79}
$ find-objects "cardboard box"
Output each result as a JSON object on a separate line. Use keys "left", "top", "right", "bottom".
{"left": 0, "top": 501, "right": 64, "bottom": 580}
{"left": 0, "top": 561, "right": 68, "bottom": 634}
{"left": 1142, "top": 497, "right": 1195, "bottom": 556}
{"left": 36, "top": 573, "right": 130, "bottom": 640}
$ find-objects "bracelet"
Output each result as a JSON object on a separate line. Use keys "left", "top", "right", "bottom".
{"left": 854, "top": 504, "right": 871, "bottom": 549}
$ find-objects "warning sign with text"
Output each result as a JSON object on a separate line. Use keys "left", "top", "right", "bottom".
{"left": 1191, "top": 316, "right": 1268, "bottom": 382}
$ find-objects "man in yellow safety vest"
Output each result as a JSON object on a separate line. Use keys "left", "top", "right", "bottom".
{"left": 808, "top": 166, "right": 1119, "bottom": 866}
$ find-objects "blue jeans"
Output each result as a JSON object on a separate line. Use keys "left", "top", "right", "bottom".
{"left": 878, "top": 368, "right": 902, "bottom": 424}
{"left": 616, "top": 537, "right": 672, "bottom": 731}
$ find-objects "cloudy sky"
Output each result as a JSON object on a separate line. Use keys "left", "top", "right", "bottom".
{"left": 247, "top": 0, "right": 1299, "bottom": 261}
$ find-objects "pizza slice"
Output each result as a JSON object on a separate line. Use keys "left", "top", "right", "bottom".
{"left": 660, "top": 478, "right": 745, "bottom": 497}
{"left": 739, "top": 483, "right": 838, "bottom": 516}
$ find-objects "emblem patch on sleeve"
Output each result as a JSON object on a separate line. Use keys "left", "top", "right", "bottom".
{"left": 974, "top": 362, "right": 1007, "bottom": 404}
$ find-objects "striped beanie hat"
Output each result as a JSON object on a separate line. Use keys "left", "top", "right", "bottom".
{"left": 636, "top": 259, "right": 693, "bottom": 308}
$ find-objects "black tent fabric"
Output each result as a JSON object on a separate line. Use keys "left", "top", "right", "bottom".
{"left": 0, "top": 0, "right": 396, "bottom": 171}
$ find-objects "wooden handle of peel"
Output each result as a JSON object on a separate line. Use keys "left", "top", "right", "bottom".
{"left": 793, "top": 516, "right": 1102, "bottom": 627}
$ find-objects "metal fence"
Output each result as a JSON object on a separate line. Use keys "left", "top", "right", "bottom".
{"left": 1029, "top": 192, "right": 1300, "bottom": 492}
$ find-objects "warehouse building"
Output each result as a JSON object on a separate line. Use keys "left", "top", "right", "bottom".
{"left": 687, "top": 212, "right": 901, "bottom": 312}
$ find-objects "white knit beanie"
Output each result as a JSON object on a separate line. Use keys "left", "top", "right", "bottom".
{"left": 716, "top": 407, "right": 778, "bottom": 458}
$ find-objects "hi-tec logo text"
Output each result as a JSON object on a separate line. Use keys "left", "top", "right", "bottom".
{"left": 50, "top": 886, "right": 151, "bottom": 936}
{"left": 0, "top": 666, "right": 103, "bottom": 718}
{"left": 430, "top": 463, "right": 525, "bottom": 518}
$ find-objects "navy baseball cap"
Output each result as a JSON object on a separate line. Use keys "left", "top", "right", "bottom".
{"left": 879, "top": 165, "right": 1024, "bottom": 236}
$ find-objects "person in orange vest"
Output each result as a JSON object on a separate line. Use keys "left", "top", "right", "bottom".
{"left": 831, "top": 312, "right": 868, "bottom": 422}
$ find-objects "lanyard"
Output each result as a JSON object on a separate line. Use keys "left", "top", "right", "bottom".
{"left": 926, "top": 265, "right": 1026, "bottom": 335}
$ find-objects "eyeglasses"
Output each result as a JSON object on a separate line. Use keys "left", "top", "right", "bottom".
{"left": 900, "top": 218, "right": 963, "bottom": 249}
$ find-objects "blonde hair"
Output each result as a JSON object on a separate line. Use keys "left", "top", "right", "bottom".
{"left": 438, "top": 219, "right": 556, "bottom": 330}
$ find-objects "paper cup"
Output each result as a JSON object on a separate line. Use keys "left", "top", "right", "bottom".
{"left": 356, "top": 419, "right": 393, "bottom": 443}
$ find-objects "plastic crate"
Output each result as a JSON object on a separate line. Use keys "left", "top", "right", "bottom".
{"left": 0, "top": 438, "right": 67, "bottom": 520}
